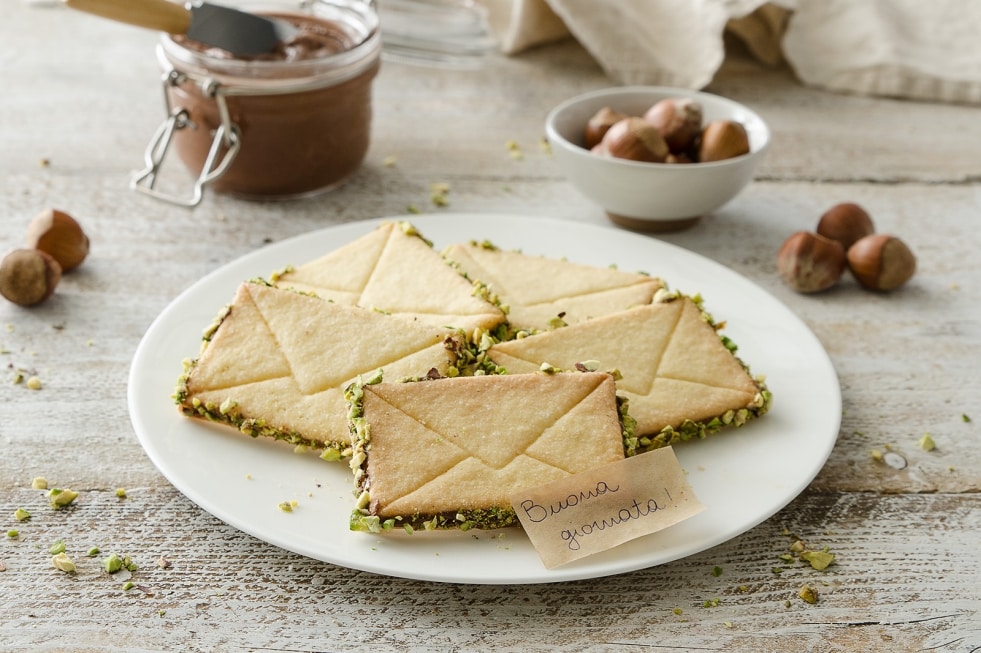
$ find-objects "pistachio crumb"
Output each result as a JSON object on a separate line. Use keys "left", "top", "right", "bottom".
{"left": 13, "top": 508, "right": 30, "bottom": 522}
{"left": 382, "top": 155, "right": 397, "bottom": 167}
{"left": 702, "top": 598, "right": 721, "bottom": 608}
{"left": 798, "top": 584, "right": 819, "bottom": 604}
{"left": 6, "top": 530, "right": 19, "bottom": 539}
{"left": 51, "top": 553, "right": 76, "bottom": 573}
{"left": 672, "top": 607, "right": 683, "bottom": 615}
{"left": 31, "top": 477, "right": 48, "bottom": 490}
{"left": 963, "top": 413, "right": 971, "bottom": 423}
{"left": 115, "top": 488, "right": 127, "bottom": 498}
{"left": 48, "top": 488, "right": 79, "bottom": 509}
{"left": 122, "top": 581, "right": 135, "bottom": 591}
{"left": 26, "top": 376, "right": 43, "bottom": 390}
{"left": 87, "top": 547, "right": 100, "bottom": 557}
{"left": 711, "top": 565, "right": 723, "bottom": 577}
{"left": 916, "top": 433, "right": 936, "bottom": 451}
{"left": 48, "top": 540, "right": 66, "bottom": 555}
{"left": 277, "top": 501, "right": 294, "bottom": 513}
{"left": 103, "top": 553, "right": 124, "bottom": 574}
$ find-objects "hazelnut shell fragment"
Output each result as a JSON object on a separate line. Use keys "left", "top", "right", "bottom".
{"left": 0, "top": 248, "right": 62, "bottom": 306}
{"left": 817, "top": 202, "right": 875, "bottom": 250}
{"left": 776, "top": 231, "right": 846, "bottom": 293}
{"left": 846, "top": 234, "right": 916, "bottom": 291}
{"left": 598, "top": 117, "right": 669, "bottom": 163}
{"left": 26, "top": 209, "right": 89, "bottom": 272}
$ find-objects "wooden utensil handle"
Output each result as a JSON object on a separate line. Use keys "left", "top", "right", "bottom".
{"left": 63, "top": 0, "right": 191, "bottom": 35}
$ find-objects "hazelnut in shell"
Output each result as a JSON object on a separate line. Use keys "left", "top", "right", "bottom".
{"left": 0, "top": 248, "right": 62, "bottom": 306}
{"left": 698, "top": 120, "right": 750, "bottom": 162}
{"left": 643, "top": 97, "right": 703, "bottom": 153}
{"left": 597, "top": 117, "right": 669, "bottom": 163}
{"left": 846, "top": 234, "right": 916, "bottom": 291}
{"left": 26, "top": 208, "right": 89, "bottom": 272}
{"left": 584, "top": 106, "right": 628, "bottom": 150}
{"left": 777, "top": 231, "right": 846, "bottom": 293}
{"left": 816, "top": 202, "right": 875, "bottom": 250}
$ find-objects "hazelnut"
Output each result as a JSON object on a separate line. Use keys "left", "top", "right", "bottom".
{"left": 776, "top": 231, "right": 846, "bottom": 293}
{"left": 643, "top": 98, "right": 703, "bottom": 153}
{"left": 0, "top": 249, "right": 62, "bottom": 306}
{"left": 26, "top": 208, "right": 89, "bottom": 272}
{"left": 698, "top": 120, "right": 750, "bottom": 162}
{"left": 584, "top": 106, "right": 628, "bottom": 150}
{"left": 846, "top": 234, "right": 916, "bottom": 291}
{"left": 597, "top": 117, "right": 669, "bottom": 163}
{"left": 816, "top": 202, "right": 875, "bottom": 250}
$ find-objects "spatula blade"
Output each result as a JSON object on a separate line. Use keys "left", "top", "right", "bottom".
{"left": 187, "top": 2, "right": 299, "bottom": 57}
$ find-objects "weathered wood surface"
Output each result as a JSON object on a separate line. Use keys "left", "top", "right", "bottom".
{"left": 2, "top": 3, "right": 979, "bottom": 652}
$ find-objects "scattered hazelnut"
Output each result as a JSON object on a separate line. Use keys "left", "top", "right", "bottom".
{"left": 584, "top": 106, "right": 628, "bottom": 150}
{"left": 816, "top": 202, "right": 875, "bottom": 250}
{"left": 597, "top": 117, "right": 669, "bottom": 163}
{"left": 26, "top": 208, "right": 89, "bottom": 272}
{"left": 698, "top": 120, "right": 750, "bottom": 162}
{"left": 643, "top": 98, "right": 703, "bottom": 153}
{"left": 0, "top": 249, "right": 63, "bottom": 306}
{"left": 776, "top": 231, "right": 846, "bottom": 293}
{"left": 846, "top": 234, "right": 916, "bottom": 291}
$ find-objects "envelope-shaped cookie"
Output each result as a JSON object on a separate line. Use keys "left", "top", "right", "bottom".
{"left": 443, "top": 240, "right": 663, "bottom": 332}
{"left": 349, "top": 372, "right": 627, "bottom": 532}
{"left": 486, "top": 294, "right": 771, "bottom": 451}
{"left": 175, "top": 281, "right": 465, "bottom": 457}
{"left": 274, "top": 221, "right": 505, "bottom": 332}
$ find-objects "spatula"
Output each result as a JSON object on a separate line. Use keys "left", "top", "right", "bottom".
{"left": 63, "top": 0, "right": 299, "bottom": 57}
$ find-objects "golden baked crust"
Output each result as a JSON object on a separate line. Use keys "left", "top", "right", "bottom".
{"left": 175, "top": 281, "right": 465, "bottom": 457}
{"left": 274, "top": 222, "right": 505, "bottom": 332}
{"left": 349, "top": 372, "right": 626, "bottom": 531}
{"left": 486, "top": 294, "right": 771, "bottom": 450}
{"left": 443, "top": 240, "right": 662, "bottom": 332}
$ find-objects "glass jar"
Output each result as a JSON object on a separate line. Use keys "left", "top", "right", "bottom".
{"left": 134, "top": 0, "right": 381, "bottom": 206}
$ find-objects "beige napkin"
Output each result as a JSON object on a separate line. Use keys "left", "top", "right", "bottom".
{"left": 482, "top": 0, "right": 981, "bottom": 104}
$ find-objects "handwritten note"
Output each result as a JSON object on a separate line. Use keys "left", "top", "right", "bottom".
{"left": 510, "top": 447, "right": 704, "bottom": 569}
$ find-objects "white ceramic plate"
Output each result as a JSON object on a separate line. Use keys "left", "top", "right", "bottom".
{"left": 128, "top": 214, "right": 840, "bottom": 584}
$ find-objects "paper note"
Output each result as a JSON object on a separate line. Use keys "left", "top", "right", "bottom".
{"left": 510, "top": 447, "right": 704, "bottom": 569}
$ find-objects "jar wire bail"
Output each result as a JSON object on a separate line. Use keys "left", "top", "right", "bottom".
{"left": 131, "top": 70, "right": 241, "bottom": 207}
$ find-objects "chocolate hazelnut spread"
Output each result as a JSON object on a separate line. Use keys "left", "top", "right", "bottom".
{"left": 155, "top": 1, "right": 380, "bottom": 201}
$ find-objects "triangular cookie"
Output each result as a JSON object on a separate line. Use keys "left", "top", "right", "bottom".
{"left": 485, "top": 295, "right": 771, "bottom": 451}
{"left": 443, "top": 241, "right": 663, "bottom": 331}
{"left": 348, "top": 372, "right": 627, "bottom": 531}
{"left": 175, "top": 282, "right": 464, "bottom": 456}
{"left": 274, "top": 222, "right": 504, "bottom": 332}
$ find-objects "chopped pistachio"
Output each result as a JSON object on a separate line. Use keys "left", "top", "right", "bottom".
{"left": 48, "top": 488, "right": 79, "bottom": 509}
{"left": 122, "top": 581, "right": 135, "bottom": 591}
{"left": 963, "top": 413, "right": 971, "bottom": 423}
{"left": 7, "top": 529, "right": 19, "bottom": 539}
{"left": 277, "top": 501, "right": 295, "bottom": 513}
{"left": 382, "top": 155, "right": 397, "bottom": 167}
{"left": 788, "top": 539, "right": 806, "bottom": 553}
{"left": 51, "top": 553, "right": 76, "bottom": 573}
{"left": 48, "top": 540, "right": 66, "bottom": 555}
{"left": 672, "top": 608, "right": 683, "bottom": 615}
{"left": 772, "top": 567, "right": 784, "bottom": 574}
{"left": 31, "top": 477, "right": 48, "bottom": 490}
{"left": 103, "top": 553, "right": 124, "bottom": 574}
{"left": 13, "top": 508, "right": 30, "bottom": 522}
{"left": 798, "top": 584, "right": 819, "bottom": 604}
{"left": 115, "top": 488, "right": 127, "bottom": 498}
{"left": 711, "top": 565, "right": 723, "bottom": 577}
{"left": 26, "top": 376, "right": 42, "bottom": 390}
{"left": 702, "top": 598, "right": 721, "bottom": 608}
{"left": 916, "top": 433, "right": 936, "bottom": 451}
{"left": 801, "top": 549, "right": 835, "bottom": 571}
{"left": 87, "top": 547, "right": 100, "bottom": 557}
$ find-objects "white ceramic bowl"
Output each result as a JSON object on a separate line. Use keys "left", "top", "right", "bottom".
{"left": 545, "top": 86, "right": 771, "bottom": 231}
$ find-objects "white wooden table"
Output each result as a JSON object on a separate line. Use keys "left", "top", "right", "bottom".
{"left": 2, "top": 3, "right": 979, "bottom": 651}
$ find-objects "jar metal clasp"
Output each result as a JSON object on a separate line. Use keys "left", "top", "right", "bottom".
{"left": 132, "top": 71, "right": 241, "bottom": 207}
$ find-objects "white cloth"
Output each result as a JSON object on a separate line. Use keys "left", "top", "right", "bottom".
{"left": 482, "top": 0, "right": 981, "bottom": 104}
